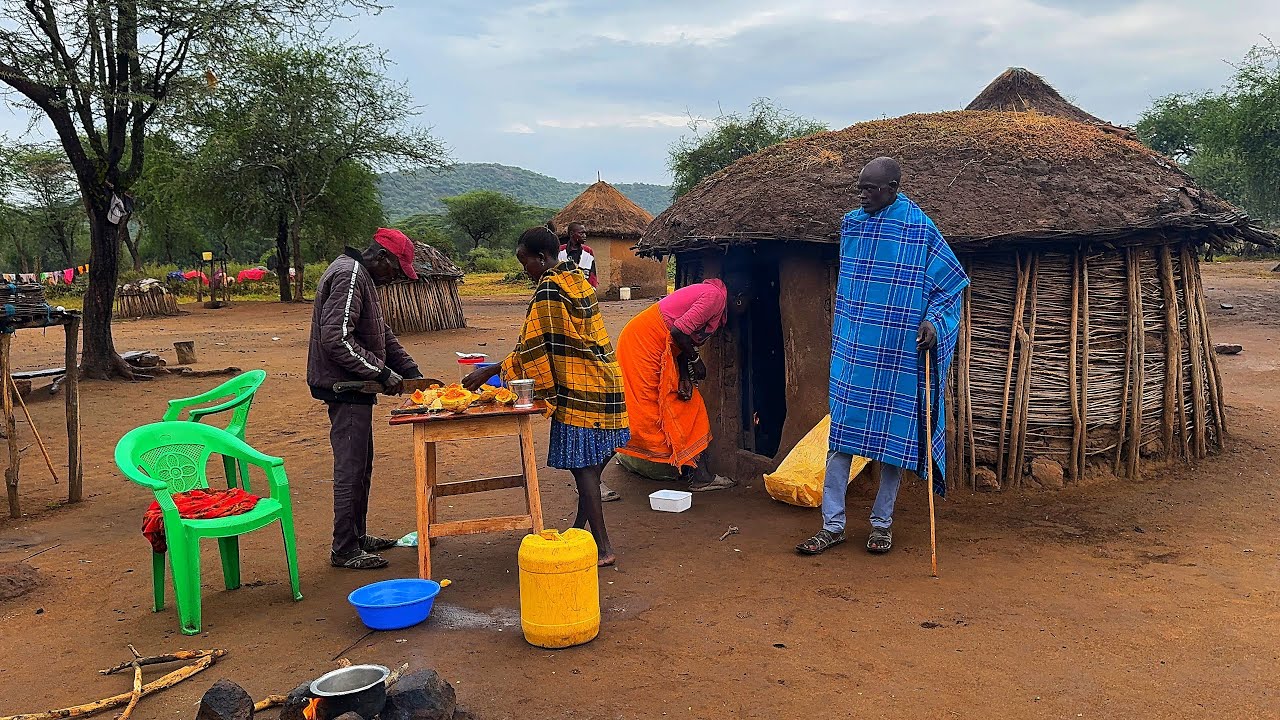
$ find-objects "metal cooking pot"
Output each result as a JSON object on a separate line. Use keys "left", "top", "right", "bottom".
{"left": 309, "top": 664, "right": 389, "bottom": 720}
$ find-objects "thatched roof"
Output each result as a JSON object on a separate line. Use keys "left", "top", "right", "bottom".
{"left": 638, "top": 110, "right": 1276, "bottom": 255}
{"left": 410, "top": 240, "right": 463, "bottom": 279}
{"left": 552, "top": 180, "right": 654, "bottom": 239}
{"left": 966, "top": 68, "right": 1106, "bottom": 124}
{"left": 966, "top": 67, "right": 1138, "bottom": 141}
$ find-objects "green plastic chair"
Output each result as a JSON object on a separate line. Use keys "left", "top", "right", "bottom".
{"left": 163, "top": 370, "right": 267, "bottom": 490}
{"left": 115, "top": 420, "right": 302, "bottom": 635}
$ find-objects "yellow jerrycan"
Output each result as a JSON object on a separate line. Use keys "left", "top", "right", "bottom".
{"left": 518, "top": 528, "right": 600, "bottom": 649}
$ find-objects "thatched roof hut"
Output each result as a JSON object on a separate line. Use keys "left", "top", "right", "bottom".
{"left": 967, "top": 67, "right": 1139, "bottom": 140}
{"left": 637, "top": 74, "right": 1274, "bottom": 491}
{"left": 552, "top": 180, "right": 667, "bottom": 300}
{"left": 378, "top": 240, "right": 466, "bottom": 334}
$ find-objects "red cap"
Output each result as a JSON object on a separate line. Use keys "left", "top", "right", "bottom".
{"left": 373, "top": 228, "right": 418, "bottom": 280}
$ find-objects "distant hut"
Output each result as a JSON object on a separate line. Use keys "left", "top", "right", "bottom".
{"left": 115, "top": 280, "right": 179, "bottom": 318}
{"left": 552, "top": 180, "right": 667, "bottom": 300}
{"left": 377, "top": 240, "right": 466, "bottom": 334}
{"left": 637, "top": 70, "right": 1275, "bottom": 490}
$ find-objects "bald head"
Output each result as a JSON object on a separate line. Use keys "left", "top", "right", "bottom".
{"left": 857, "top": 157, "right": 902, "bottom": 214}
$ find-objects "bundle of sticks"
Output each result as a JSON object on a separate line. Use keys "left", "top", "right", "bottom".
{"left": 0, "top": 647, "right": 228, "bottom": 720}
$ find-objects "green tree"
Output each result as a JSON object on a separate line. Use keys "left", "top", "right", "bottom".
{"left": 0, "top": 144, "right": 83, "bottom": 266}
{"left": 393, "top": 212, "right": 462, "bottom": 257}
{"left": 441, "top": 190, "right": 523, "bottom": 251}
{"left": 0, "top": 0, "right": 382, "bottom": 378}
{"left": 130, "top": 135, "right": 204, "bottom": 268}
{"left": 302, "top": 160, "right": 386, "bottom": 262}
{"left": 1138, "top": 43, "right": 1280, "bottom": 225}
{"left": 192, "top": 41, "right": 448, "bottom": 301}
{"left": 668, "top": 98, "right": 827, "bottom": 199}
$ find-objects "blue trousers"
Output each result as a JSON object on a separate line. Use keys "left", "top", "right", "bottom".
{"left": 820, "top": 452, "right": 902, "bottom": 533}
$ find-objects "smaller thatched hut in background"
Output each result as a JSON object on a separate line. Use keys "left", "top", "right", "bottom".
{"left": 378, "top": 241, "right": 466, "bottom": 334}
{"left": 552, "top": 180, "right": 667, "bottom": 299}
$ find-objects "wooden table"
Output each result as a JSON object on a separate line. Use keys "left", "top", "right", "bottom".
{"left": 390, "top": 402, "right": 546, "bottom": 579}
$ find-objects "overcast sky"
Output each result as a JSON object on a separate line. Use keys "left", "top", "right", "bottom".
{"left": 2, "top": 0, "right": 1275, "bottom": 185}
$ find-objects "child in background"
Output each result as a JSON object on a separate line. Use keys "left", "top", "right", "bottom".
{"left": 463, "top": 226, "right": 628, "bottom": 566}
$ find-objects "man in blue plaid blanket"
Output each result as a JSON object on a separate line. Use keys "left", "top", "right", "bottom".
{"left": 797, "top": 158, "right": 969, "bottom": 556}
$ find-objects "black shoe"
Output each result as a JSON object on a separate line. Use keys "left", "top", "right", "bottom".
{"left": 331, "top": 550, "right": 389, "bottom": 570}
{"left": 359, "top": 535, "right": 398, "bottom": 552}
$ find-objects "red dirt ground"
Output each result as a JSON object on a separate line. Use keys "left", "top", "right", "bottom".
{"left": 1, "top": 264, "right": 1278, "bottom": 718}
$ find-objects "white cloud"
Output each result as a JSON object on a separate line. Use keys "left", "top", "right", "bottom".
{"left": 536, "top": 112, "right": 689, "bottom": 130}
{"left": 503, "top": 123, "right": 536, "bottom": 134}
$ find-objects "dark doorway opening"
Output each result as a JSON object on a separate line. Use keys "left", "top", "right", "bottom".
{"left": 738, "top": 257, "right": 786, "bottom": 458}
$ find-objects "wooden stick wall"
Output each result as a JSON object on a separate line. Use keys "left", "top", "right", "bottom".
{"left": 949, "top": 242, "right": 1224, "bottom": 490}
{"left": 377, "top": 279, "right": 467, "bottom": 335}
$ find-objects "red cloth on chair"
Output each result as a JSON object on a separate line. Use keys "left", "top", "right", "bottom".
{"left": 142, "top": 488, "right": 260, "bottom": 553}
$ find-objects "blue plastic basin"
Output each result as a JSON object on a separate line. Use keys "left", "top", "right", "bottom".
{"left": 348, "top": 578, "right": 441, "bottom": 630}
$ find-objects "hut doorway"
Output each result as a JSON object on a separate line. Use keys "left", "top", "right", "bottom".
{"left": 739, "top": 260, "right": 786, "bottom": 458}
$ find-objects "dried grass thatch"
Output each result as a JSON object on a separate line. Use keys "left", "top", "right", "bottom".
{"left": 638, "top": 111, "right": 1276, "bottom": 254}
{"left": 411, "top": 241, "right": 463, "bottom": 279}
{"left": 553, "top": 181, "right": 654, "bottom": 239}
{"left": 966, "top": 67, "right": 1106, "bottom": 124}
{"left": 966, "top": 67, "right": 1139, "bottom": 142}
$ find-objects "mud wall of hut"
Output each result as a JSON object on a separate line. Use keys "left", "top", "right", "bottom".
{"left": 594, "top": 236, "right": 669, "bottom": 301}
{"left": 677, "top": 240, "right": 1225, "bottom": 490}
{"left": 675, "top": 246, "right": 838, "bottom": 482}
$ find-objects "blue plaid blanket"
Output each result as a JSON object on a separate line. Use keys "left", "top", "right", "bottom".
{"left": 829, "top": 195, "right": 969, "bottom": 494}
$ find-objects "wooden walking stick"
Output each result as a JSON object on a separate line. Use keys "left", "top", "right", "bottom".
{"left": 924, "top": 348, "right": 939, "bottom": 578}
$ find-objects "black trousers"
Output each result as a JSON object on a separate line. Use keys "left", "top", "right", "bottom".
{"left": 328, "top": 401, "right": 375, "bottom": 557}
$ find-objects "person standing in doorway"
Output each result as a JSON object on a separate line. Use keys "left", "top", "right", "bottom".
{"left": 558, "top": 222, "right": 598, "bottom": 288}
{"left": 796, "top": 157, "right": 968, "bottom": 556}
{"left": 308, "top": 228, "right": 424, "bottom": 570}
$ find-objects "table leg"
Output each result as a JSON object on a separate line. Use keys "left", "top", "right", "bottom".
{"left": 413, "top": 425, "right": 434, "bottom": 579}
{"left": 517, "top": 415, "right": 544, "bottom": 533}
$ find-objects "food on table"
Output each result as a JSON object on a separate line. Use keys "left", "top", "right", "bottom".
{"left": 410, "top": 389, "right": 428, "bottom": 405}
{"left": 494, "top": 387, "right": 517, "bottom": 406}
{"left": 438, "top": 383, "right": 477, "bottom": 411}
{"left": 477, "top": 384, "right": 499, "bottom": 403}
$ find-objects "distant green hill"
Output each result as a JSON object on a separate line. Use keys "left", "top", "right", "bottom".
{"left": 378, "top": 163, "right": 671, "bottom": 220}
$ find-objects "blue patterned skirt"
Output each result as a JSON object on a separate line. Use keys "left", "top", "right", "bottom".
{"left": 548, "top": 421, "right": 631, "bottom": 470}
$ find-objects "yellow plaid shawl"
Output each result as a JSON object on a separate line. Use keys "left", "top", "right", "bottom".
{"left": 500, "top": 262, "right": 627, "bottom": 430}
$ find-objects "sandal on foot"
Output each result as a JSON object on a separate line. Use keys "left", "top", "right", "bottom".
{"left": 600, "top": 482, "right": 621, "bottom": 503}
{"left": 796, "top": 529, "right": 846, "bottom": 555}
{"left": 867, "top": 528, "right": 893, "bottom": 554}
{"left": 331, "top": 551, "right": 389, "bottom": 570}
{"left": 359, "top": 535, "right": 398, "bottom": 552}
{"left": 689, "top": 475, "right": 735, "bottom": 492}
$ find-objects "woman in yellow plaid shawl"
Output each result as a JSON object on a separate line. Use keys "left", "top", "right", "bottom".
{"left": 464, "top": 226, "right": 629, "bottom": 566}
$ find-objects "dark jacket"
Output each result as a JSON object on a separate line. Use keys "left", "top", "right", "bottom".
{"left": 307, "top": 248, "right": 420, "bottom": 404}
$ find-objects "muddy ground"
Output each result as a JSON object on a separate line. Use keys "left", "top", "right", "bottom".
{"left": 0, "top": 263, "right": 1277, "bottom": 718}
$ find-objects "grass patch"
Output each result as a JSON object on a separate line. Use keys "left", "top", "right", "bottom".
{"left": 458, "top": 273, "right": 535, "bottom": 298}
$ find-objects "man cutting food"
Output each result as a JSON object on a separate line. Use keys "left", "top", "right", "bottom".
{"left": 308, "top": 228, "right": 424, "bottom": 570}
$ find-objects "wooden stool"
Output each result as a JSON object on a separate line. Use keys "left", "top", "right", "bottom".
{"left": 391, "top": 404, "right": 545, "bottom": 579}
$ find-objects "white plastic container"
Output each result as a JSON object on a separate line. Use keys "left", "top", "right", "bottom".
{"left": 649, "top": 489, "right": 692, "bottom": 513}
{"left": 618, "top": 286, "right": 632, "bottom": 301}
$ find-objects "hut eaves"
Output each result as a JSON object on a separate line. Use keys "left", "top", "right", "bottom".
{"left": 552, "top": 181, "right": 654, "bottom": 239}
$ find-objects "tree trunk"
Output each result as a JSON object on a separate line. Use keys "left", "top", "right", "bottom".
{"left": 122, "top": 221, "right": 143, "bottom": 272}
{"left": 290, "top": 217, "right": 305, "bottom": 301}
{"left": 275, "top": 213, "right": 292, "bottom": 303}
{"left": 80, "top": 207, "right": 133, "bottom": 379}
